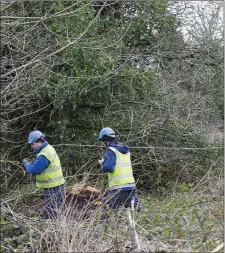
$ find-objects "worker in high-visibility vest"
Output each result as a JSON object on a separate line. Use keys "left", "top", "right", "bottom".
{"left": 23, "top": 130, "right": 65, "bottom": 219}
{"left": 98, "top": 127, "right": 140, "bottom": 211}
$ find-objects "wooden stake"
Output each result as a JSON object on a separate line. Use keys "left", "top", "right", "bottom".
{"left": 211, "top": 243, "right": 224, "bottom": 253}
{"left": 126, "top": 199, "right": 141, "bottom": 251}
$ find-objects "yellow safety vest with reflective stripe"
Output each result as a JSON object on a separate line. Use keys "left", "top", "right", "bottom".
{"left": 108, "top": 147, "right": 135, "bottom": 189}
{"left": 36, "top": 144, "right": 65, "bottom": 188}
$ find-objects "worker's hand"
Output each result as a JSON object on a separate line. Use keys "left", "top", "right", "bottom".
{"left": 23, "top": 160, "right": 31, "bottom": 170}
{"left": 98, "top": 158, "right": 104, "bottom": 166}
{"left": 23, "top": 158, "right": 30, "bottom": 163}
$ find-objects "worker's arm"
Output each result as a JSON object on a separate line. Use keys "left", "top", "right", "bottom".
{"left": 100, "top": 149, "right": 116, "bottom": 173}
{"left": 24, "top": 155, "right": 50, "bottom": 175}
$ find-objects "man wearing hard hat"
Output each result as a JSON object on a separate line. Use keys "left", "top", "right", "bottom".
{"left": 98, "top": 127, "right": 140, "bottom": 211}
{"left": 23, "top": 130, "right": 65, "bottom": 219}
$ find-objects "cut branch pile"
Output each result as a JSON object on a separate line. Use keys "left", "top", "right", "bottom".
{"left": 63, "top": 183, "right": 103, "bottom": 217}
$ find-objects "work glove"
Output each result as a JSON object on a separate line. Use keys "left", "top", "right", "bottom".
{"left": 98, "top": 158, "right": 104, "bottom": 166}
{"left": 23, "top": 159, "right": 31, "bottom": 170}
{"left": 98, "top": 158, "right": 104, "bottom": 171}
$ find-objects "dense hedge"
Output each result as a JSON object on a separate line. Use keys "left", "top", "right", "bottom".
{"left": 1, "top": 1, "right": 223, "bottom": 192}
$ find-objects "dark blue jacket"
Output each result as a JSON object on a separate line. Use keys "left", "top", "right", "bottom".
{"left": 24, "top": 142, "right": 50, "bottom": 175}
{"left": 101, "top": 140, "right": 136, "bottom": 192}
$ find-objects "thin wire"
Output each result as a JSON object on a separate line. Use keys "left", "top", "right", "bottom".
{"left": 53, "top": 144, "right": 223, "bottom": 150}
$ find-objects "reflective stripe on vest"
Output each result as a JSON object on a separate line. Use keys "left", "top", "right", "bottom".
{"left": 36, "top": 144, "right": 65, "bottom": 188}
{"left": 108, "top": 146, "right": 135, "bottom": 189}
{"left": 108, "top": 174, "right": 134, "bottom": 183}
{"left": 36, "top": 175, "right": 64, "bottom": 184}
{"left": 41, "top": 165, "right": 61, "bottom": 174}
{"left": 109, "top": 183, "right": 136, "bottom": 190}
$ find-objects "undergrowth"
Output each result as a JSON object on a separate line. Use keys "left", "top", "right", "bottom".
{"left": 1, "top": 180, "right": 224, "bottom": 253}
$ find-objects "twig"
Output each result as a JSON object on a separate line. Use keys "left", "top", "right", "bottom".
{"left": 0, "top": 245, "right": 16, "bottom": 253}
{"left": 0, "top": 1, "right": 16, "bottom": 13}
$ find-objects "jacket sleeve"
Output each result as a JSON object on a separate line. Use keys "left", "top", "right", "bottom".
{"left": 102, "top": 149, "right": 116, "bottom": 173}
{"left": 25, "top": 155, "right": 50, "bottom": 175}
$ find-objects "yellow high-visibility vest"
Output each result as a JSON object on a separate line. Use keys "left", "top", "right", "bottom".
{"left": 36, "top": 144, "right": 65, "bottom": 188}
{"left": 108, "top": 147, "right": 135, "bottom": 190}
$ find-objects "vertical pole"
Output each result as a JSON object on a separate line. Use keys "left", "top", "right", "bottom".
{"left": 126, "top": 199, "right": 140, "bottom": 250}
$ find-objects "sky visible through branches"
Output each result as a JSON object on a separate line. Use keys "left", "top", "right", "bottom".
{"left": 168, "top": 1, "right": 224, "bottom": 44}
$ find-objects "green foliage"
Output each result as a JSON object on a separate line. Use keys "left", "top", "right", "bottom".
{"left": 1, "top": 224, "right": 41, "bottom": 253}
{"left": 138, "top": 193, "right": 224, "bottom": 252}
{"left": 1, "top": 215, "right": 7, "bottom": 225}
{"left": 212, "top": 82, "right": 224, "bottom": 119}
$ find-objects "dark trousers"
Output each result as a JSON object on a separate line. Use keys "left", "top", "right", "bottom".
{"left": 43, "top": 185, "right": 64, "bottom": 219}
{"left": 105, "top": 189, "right": 140, "bottom": 210}
{"left": 102, "top": 189, "right": 141, "bottom": 220}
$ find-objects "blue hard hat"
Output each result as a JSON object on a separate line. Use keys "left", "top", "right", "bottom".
{"left": 98, "top": 127, "right": 116, "bottom": 141}
{"left": 28, "top": 130, "right": 45, "bottom": 144}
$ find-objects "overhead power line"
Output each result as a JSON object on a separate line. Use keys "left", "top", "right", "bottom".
{"left": 53, "top": 144, "right": 224, "bottom": 150}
